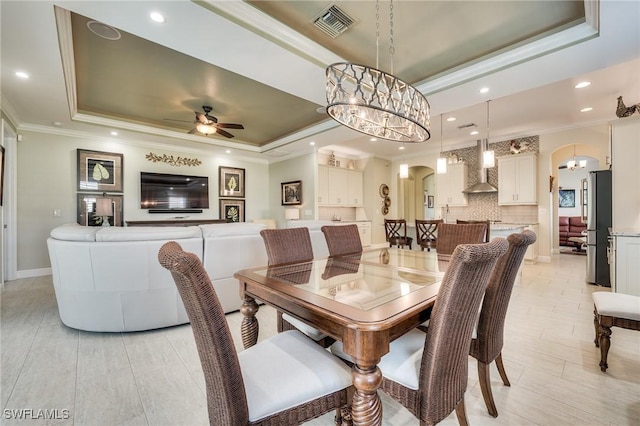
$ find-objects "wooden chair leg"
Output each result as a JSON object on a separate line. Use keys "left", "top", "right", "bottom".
{"left": 593, "top": 307, "right": 600, "bottom": 347}
{"left": 598, "top": 324, "right": 612, "bottom": 372}
{"left": 455, "top": 398, "right": 469, "bottom": 426}
{"left": 477, "top": 360, "right": 498, "bottom": 418}
{"left": 495, "top": 352, "right": 511, "bottom": 386}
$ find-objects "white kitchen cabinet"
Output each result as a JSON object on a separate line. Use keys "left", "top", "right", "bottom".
{"left": 317, "top": 165, "right": 329, "bottom": 204}
{"left": 347, "top": 170, "right": 364, "bottom": 206}
{"left": 498, "top": 153, "right": 537, "bottom": 205}
{"left": 318, "top": 166, "right": 363, "bottom": 206}
{"left": 356, "top": 221, "right": 371, "bottom": 246}
{"left": 435, "top": 162, "right": 468, "bottom": 206}
{"left": 611, "top": 234, "right": 640, "bottom": 296}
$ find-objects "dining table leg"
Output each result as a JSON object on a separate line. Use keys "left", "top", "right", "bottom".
{"left": 351, "top": 363, "right": 383, "bottom": 425}
{"left": 240, "top": 295, "right": 259, "bottom": 349}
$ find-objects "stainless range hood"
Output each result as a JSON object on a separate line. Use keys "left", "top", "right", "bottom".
{"left": 463, "top": 139, "right": 497, "bottom": 194}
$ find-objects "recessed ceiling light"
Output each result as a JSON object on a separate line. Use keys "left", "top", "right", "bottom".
{"left": 15, "top": 71, "right": 29, "bottom": 79}
{"left": 52, "top": 121, "right": 62, "bottom": 126}
{"left": 399, "top": 146, "right": 405, "bottom": 150}
{"left": 225, "top": 149, "right": 231, "bottom": 154}
{"left": 370, "top": 137, "right": 377, "bottom": 142}
{"left": 446, "top": 117, "right": 456, "bottom": 122}
{"left": 470, "top": 130, "right": 479, "bottom": 135}
{"left": 309, "top": 141, "right": 315, "bottom": 146}
{"left": 574, "top": 81, "right": 591, "bottom": 89}
{"left": 150, "top": 12, "right": 165, "bottom": 23}
{"left": 580, "top": 107, "right": 593, "bottom": 112}
{"left": 110, "top": 131, "right": 118, "bottom": 136}
{"left": 480, "top": 87, "right": 489, "bottom": 94}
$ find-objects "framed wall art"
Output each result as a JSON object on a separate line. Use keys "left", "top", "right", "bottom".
{"left": 219, "top": 166, "right": 245, "bottom": 198}
{"left": 77, "top": 149, "right": 124, "bottom": 192}
{"left": 281, "top": 180, "right": 302, "bottom": 205}
{"left": 427, "top": 195, "right": 434, "bottom": 209}
{"left": 559, "top": 189, "right": 575, "bottom": 208}
{"left": 219, "top": 199, "right": 245, "bottom": 222}
{"left": 77, "top": 193, "right": 123, "bottom": 227}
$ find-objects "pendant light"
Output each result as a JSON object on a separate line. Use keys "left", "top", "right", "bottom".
{"left": 326, "top": 0, "right": 430, "bottom": 142}
{"left": 399, "top": 143, "right": 409, "bottom": 178}
{"left": 567, "top": 144, "right": 587, "bottom": 170}
{"left": 482, "top": 101, "right": 495, "bottom": 168}
{"left": 436, "top": 114, "right": 447, "bottom": 174}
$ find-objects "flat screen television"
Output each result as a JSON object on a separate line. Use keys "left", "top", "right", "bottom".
{"left": 140, "top": 172, "right": 209, "bottom": 211}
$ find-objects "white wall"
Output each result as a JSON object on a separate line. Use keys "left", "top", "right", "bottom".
{"left": 269, "top": 152, "right": 317, "bottom": 228}
{"left": 611, "top": 117, "right": 640, "bottom": 229}
{"left": 17, "top": 130, "right": 269, "bottom": 271}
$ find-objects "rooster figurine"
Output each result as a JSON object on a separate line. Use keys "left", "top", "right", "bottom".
{"left": 616, "top": 96, "right": 640, "bottom": 118}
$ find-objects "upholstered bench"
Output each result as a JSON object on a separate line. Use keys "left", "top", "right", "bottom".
{"left": 592, "top": 292, "right": 640, "bottom": 372}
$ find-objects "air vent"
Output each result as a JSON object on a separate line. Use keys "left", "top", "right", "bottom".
{"left": 457, "top": 123, "right": 477, "bottom": 130}
{"left": 313, "top": 4, "right": 356, "bottom": 38}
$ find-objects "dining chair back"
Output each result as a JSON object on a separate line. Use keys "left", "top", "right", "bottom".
{"left": 470, "top": 230, "right": 536, "bottom": 417}
{"left": 415, "top": 219, "right": 443, "bottom": 252}
{"left": 436, "top": 223, "right": 487, "bottom": 255}
{"left": 260, "top": 227, "right": 333, "bottom": 346}
{"left": 456, "top": 219, "right": 491, "bottom": 242}
{"left": 259, "top": 227, "right": 313, "bottom": 266}
{"left": 384, "top": 219, "right": 413, "bottom": 249}
{"left": 158, "top": 241, "right": 352, "bottom": 425}
{"left": 321, "top": 224, "right": 362, "bottom": 257}
{"left": 377, "top": 237, "right": 509, "bottom": 425}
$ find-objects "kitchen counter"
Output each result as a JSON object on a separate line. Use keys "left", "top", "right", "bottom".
{"left": 609, "top": 228, "right": 640, "bottom": 237}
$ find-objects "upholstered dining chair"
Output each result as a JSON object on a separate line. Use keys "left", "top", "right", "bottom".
{"left": 436, "top": 223, "right": 487, "bottom": 255}
{"left": 384, "top": 219, "right": 413, "bottom": 249}
{"left": 415, "top": 219, "right": 443, "bottom": 252}
{"left": 331, "top": 238, "right": 509, "bottom": 425}
{"left": 321, "top": 224, "right": 363, "bottom": 257}
{"left": 158, "top": 241, "right": 352, "bottom": 425}
{"left": 259, "top": 227, "right": 333, "bottom": 347}
{"left": 470, "top": 230, "right": 536, "bottom": 417}
{"left": 456, "top": 219, "right": 491, "bottom": 242}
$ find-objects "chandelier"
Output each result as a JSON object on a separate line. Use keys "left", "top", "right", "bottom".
{"left": 325, "top": 0, "right": 430, "bottom": 143}
{"left": 567, "top": 144, "right": 586, "bottom": 171}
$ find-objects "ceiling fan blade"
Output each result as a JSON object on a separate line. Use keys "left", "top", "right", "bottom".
{"left": 215, "top": 123, "right": 244, "bottom": 129}
{"left": 195, "top": 112, "right": 208, "bottom": 124}
{"left": 204, "top": 114, "right": 218, "bottom": 123}
{"left": 215, "top": 128, "right": 235, "bottom": 138}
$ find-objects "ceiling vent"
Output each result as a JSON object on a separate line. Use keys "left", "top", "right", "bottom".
{"left": 313, "top": 4, "right": 356, "bottom": 38}
{"left": 457, "top": 123, "right": 477, "bottom": 130}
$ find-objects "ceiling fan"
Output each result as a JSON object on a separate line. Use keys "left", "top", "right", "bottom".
{"left": 167, "top": 106, "right": 244, "bottom": 138}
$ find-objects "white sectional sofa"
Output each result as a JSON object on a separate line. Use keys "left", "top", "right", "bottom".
{"left": 47, "top": 221, "right": 336, "bottom": 332}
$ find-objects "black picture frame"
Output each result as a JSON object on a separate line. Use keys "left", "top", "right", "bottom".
{"left": 219, "top": 199, "right": 245, "bottom": 222}
{"left": 218, "top": 166, "right": 245, "bottom": 198}
{"left": 427, "top": 195, "right": 434, "bottom": 208}
{"left": 559, "top": 189, "right": 576, "bottom": 208}
{"left": 77, "top": 149, "right": 124, "bottom": 192}
{"left": 281, "top": 180, "right": 302, "bottom": 205}
{"left": 77, "top": 193, "right": 123, "bottom": 226}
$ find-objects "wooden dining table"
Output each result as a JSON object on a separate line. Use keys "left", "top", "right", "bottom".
{"left": 234, "top": 247, "right": 449, "bottom": 426}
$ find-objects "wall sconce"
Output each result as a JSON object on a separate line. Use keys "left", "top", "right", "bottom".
{"left": 285, "top": 208, "right": 300, "bottom": 220}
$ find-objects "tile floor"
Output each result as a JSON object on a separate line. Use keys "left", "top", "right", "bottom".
{"left": 2, "top": 253, "right": 639, "bottom": 425}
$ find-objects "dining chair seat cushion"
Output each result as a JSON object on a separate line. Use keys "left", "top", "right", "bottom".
{"left": 281, "top": 313, "right": 329, "bottom": 341}
{"left": 239, "top": 330, "right": 352, "bottom": 422}
{"left": 330, "top": 328, "right": 426, "bottom": 391}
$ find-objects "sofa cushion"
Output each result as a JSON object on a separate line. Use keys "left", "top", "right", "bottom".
{"left": 50, "top": 223, "right": 99, "bottom": 242}
{"left": 95, "top": 226, "right": 202, "bottom": 242}
{"left": 200, "top": 222, "right": 265, "bottom": 237}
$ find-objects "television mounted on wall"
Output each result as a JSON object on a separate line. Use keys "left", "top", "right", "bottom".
{"left": 140, "top": 172, "right": 209, "bottom": 213}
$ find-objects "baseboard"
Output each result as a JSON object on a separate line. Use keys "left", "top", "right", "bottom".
{"left": 17, "top": 268, "right": 52, "bottom": 279}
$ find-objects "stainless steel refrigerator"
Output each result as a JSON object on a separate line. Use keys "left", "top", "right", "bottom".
{"left": 586, "top": 170, "right": 612, "bottom": 286}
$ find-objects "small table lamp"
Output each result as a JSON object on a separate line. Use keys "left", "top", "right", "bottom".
{"left": 285, "top": 208, "right": 300, "bottom": 220}
{"left": 95, "top": 195, "right": 113, "bottom": 227}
